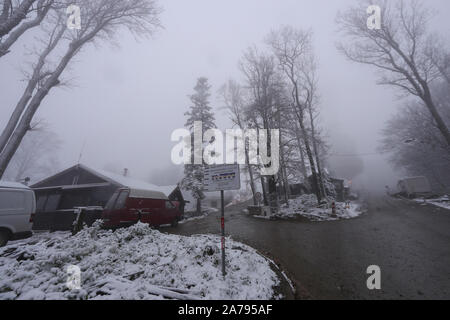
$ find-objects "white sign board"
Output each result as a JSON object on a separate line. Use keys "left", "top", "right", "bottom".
{"left": 203, "top": 164, "right": 241, "bottom": 192}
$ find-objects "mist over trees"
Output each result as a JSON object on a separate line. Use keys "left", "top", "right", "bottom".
{"left": 2, "top": 123, "right": 61, "bottom": 183}
{"left": 267, "top": 26, "right": 329, "bottom": 202}
{"left": 338, "top": 0, "right": 450, "bottom": 193}
{"left": 1, "top": 0, "right": 449, "bottom": 199}
{"left": 217, "top": 26, "right": 333, "bottom": 206}
{"left": 0, "top": 0, "right": 162, "bottom": 179}
{"left": 219, "top": 79, "right": 258, "bottom": 205}
{"left": 148, "top": 165, "right": 183, "bottom": 187}
{"left": 380, "top": 81, "right": 450, "bottom": 192}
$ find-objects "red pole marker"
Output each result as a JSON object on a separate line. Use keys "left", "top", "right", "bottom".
{"left": 220, "top": 190, "right": 226, "bottom": 276}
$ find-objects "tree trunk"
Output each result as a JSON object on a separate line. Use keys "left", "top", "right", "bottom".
{"left": 0, "top": 37, "right": 79, "bottom": 179}
{"left": 280, "top": 161, "right": 289, "bottom": 206}
{"left": 196, "top": 198, "right": 201, "bottom": 215}
{"left": 260, "top": 175, "right": 269, "bottom": 206}
{"left": 0, "top": 24, "right": 64, "bottom": 155}
{"left": 278, "top": 108, "right": 289, "bottom": 206}
{"left": 0, "top": 0, "right": 35, "bottom": 37}
{"left": 0, "top": 82, "right": 37, "bottom": 155}
{"left": 282, "top": 161, "right": 290, "bottom": 203}
{"left": 423, "top": 91, "right": 450, "bottom": 147}
{"left": 297, "top": 116, "right": 322, "bottom": 203}
{"left": 0, "top": 80, "right": 57, "bottom": 178}
{"left": 278, "top": 136, "right": 289, "bottom": 206}
{"left": 315, "top": 149, "right": 326, "bottom": 198}
{"left": 294, "top": 123, "right": 308, "bottom": 181}
{"left": 0, "top": 0, "right": 53, "bottom": 58}
{"left": 245, "top": 149, "right": 257, "bottom": 206}
{"left": 308, "top": 108, "right": 327, "bottom": 199}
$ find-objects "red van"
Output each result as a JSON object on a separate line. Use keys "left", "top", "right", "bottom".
{"left": 102, "top": 187, "right": 182, "bottom": 228}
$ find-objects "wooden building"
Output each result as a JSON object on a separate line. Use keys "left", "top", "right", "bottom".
{"left": 31, "top": 164, "right": 183, "bottom": 231}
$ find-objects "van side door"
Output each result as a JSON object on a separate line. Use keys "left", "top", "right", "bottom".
{"left": 0, "top": 189, "right": 33, "bottom": 234}
{"left": 112, "top": 190, "right": 131, "bottom": 225}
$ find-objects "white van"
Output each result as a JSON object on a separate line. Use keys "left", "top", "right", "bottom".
{"left": 0, "top": 181, "right": 35, "bottom": 247}
{"left": 397, "top": 176, "right": 432, "bottom": 198}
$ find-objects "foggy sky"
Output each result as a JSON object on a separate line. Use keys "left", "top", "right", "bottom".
{"left": 1, "top": 0, "right": 450, "bottom": 192}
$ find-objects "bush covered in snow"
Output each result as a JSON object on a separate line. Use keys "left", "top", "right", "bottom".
{"left": 276, "top": 195, "right": 364, "bottom": 221}
{"left": 0, "top": 222, "right": 279, "bottom": 300}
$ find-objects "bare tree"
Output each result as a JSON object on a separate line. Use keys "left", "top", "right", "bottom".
{"left": 425, "top": 37, "right": 450, "bottom": 87}
{"left": 3, "top": 122, "right": 61, "bottom": 182}
{"left": 337, "top": 0, "right": 450, "bottom": 147}
{"left": 0, "top": 0, "right": 56, "bottom": 57}
{"left": 219, "top": 79, "right": 258, "bottom": 205}
{"left": 288, "top": 120, "right": 308, "bottom": 182}
{"left": 0, "top": 14, "right": 65, "bottom": 161}
{"left": 267, "top": 25, "right": 324, "bottom": 203}
{"left": 302, "top": 56, "right": 328, "bottom": 199}
{"left": 239, "top": 47, "right": 281, "bottom": 207}
{"left": 0, "top": 0, "right": 162, "bottom": 179}
{"left": 275, "top": 90, "right": 293, "bottom": 206}
{"left": 380, "top": 81, "right": 450, "bottom": 192}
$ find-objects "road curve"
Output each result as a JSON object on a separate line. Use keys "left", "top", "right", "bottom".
{"left": 166, "top": 195, "right": 450, "bottom": 300}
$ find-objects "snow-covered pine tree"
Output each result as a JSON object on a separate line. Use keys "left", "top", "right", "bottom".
{"left": 182, "top": 77, "right": 216, "bottom": 214}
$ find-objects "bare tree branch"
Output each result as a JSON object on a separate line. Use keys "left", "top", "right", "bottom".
{"left": 0, "top": 0, "right": 162, "bottom": 178}
{"left": 337, "top": 0, "right": 450, "bottom": 146}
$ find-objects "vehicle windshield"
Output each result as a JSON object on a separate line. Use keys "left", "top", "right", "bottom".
{"left": 104, "top": 191, "right": 120, "bottom": 211}
{"left": 114, "top": 191, "right": 129, "bottom": 209}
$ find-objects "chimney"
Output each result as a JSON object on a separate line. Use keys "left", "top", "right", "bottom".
{"left": 123, "top": 168, "right": 128, "bottom": 177}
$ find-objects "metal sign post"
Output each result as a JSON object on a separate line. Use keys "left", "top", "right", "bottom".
{"left": 204, "top": 164, "right": 241, "bottom": 278}
{"left": 220, "top": 189, "right": 225, "bottom": 276}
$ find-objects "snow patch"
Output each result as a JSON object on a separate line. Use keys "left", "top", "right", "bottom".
{"left": 179, "top": 214, "right": 208, "bottom": 225}
{"left": 276, "top": 194, "right": 364, "bottom": 221}
{"left": 0, "top": 222, "right": 279, "bottom": 300}
{"left": 413, "top": 195, "right": 450, "bottom": 211}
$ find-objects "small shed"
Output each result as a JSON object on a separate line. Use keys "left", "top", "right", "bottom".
{"left": 397, "top": 176, "right": 432, "bottom": 198}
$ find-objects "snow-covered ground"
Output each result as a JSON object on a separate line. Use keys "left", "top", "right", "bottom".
{"left": 275, "top": 194, "right": 364, "bottom": 221}
{"left": 413, "top": 195, "right": 450, "bottom": 211}
{"left": 179, "top": 214, "right": 209, "bottom": 225}
{"left": 179, "top": 207, "right": 219, "bottom": 225}
{"left": 0, "top": 222, "right": 279, "bottom": 300}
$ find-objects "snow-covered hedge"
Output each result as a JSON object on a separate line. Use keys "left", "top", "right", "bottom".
{"left": 0, "top": 222, "right": 279, "bottom": 300}
{"left": 277, "top": 194, "right": 364, "bottom": 221}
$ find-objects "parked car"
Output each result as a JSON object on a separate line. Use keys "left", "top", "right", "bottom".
{"left": 102, "top": 187, "right": 182, "bottom": 229}
{"left": 0, "top": 181, "right": 35, "bottom": 247}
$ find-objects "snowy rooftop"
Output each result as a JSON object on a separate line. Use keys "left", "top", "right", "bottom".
{"left": 80, "top": 165, "right": 173, "bottom": 200}
{"left": 0, "top": 181, "right": 30, "bottom": 189}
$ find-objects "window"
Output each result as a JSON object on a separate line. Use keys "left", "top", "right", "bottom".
{"left": 165, "top": 201, "right": 175, "bottom": 209}
{"left": 105, "top": 191, "right": 120, "bottom": 210}
{"left": 114, "top": 191, "right": 129, "bottom": 210}
{"left": 58, "top": 191, "right": 89, "bottom": 210}
{"left": 45, "top": 194, "right": 61, "bottom": 212}
{"left": 36, "top": 194, "right": 48, "bottom": 212}
{"left": 0, "top": 191, "right": 26, "bottom": 210}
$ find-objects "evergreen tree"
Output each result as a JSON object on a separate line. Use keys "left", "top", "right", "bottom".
{"left": 182, "top": 77, "right": 216, "bottom": 214}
